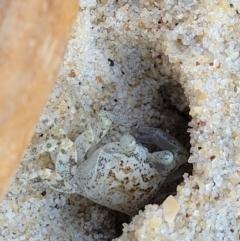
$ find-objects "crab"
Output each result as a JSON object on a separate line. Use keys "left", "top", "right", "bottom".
{"left": 27, "top": 111, "right": 188, "bottom": 216}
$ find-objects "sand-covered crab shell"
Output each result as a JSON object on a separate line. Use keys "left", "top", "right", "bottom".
{"left": 27, "top": 111, "right": 188, "bottom": 215}
{"left": 74, "top": 134, "right": 166, "bottom": 215}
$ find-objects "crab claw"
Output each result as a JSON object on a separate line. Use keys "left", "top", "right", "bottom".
{"left": 135, "top": 127, "right": 181, "bottom": 151}
{"left": 136, "top": 127, "right": 189, "bottom": 170}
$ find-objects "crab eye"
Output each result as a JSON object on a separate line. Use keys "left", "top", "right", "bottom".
{"left": 161, "top": 150, "right": 174, "bottom": 165}
{"left": 120, "top": 134, "right": 136, "bottom": 152}
{"left": 46, "top": 143, "right": 52, "bottom": 148}
{"left": 150, "top": 150, "right": 176, "bottom": 176}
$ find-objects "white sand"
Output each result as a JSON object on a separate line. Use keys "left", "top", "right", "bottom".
{"left": 1, "top": 0, "right": 240, "bottom": 240}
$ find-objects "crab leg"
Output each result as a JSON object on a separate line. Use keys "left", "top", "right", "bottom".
{"left": 92, "top": 111, "right": 114, "bottom": 145}
{"left": 74, "top": 111, "right": 114, "bottom": 163}
{"left": 37, "top": 169, "right": 76, "bottom": 193}
{"left": 55, "top": 141, "right": 78, "bottom": 182}
{"left": 74, "top": 129, "right": 94, "bottom": 163}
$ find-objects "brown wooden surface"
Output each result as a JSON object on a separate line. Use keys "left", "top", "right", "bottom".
{"left": 0, "top": 0, "right": 78, "bottom": 199}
